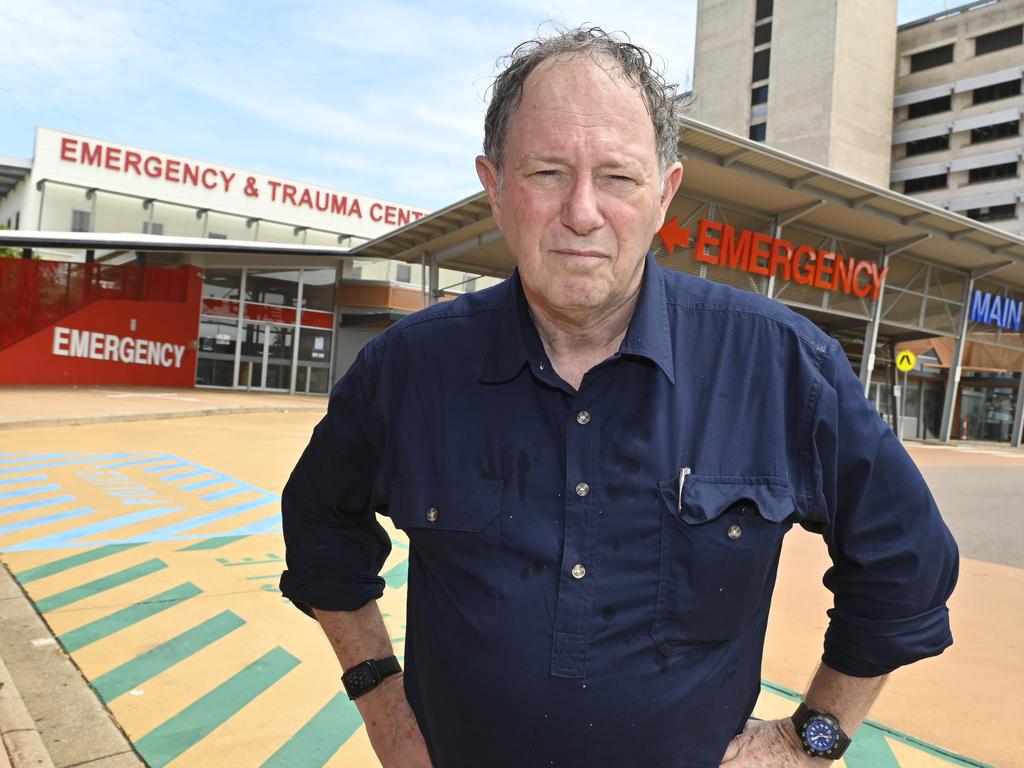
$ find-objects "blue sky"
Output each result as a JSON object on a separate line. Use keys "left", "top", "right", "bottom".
{"left": 4, "top": 0, "right": 957, "bottom": 211}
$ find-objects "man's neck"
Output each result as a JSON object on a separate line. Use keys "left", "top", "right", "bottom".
{"left": 524, "top": 284, "right": 641, "bottom": 391}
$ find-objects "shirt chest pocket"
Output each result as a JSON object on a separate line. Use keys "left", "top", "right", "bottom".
{"left": 387, "top": 476, "right": 504, "bottom": 637}
{"left": 651, "top": 476, "right": 792, "bottom": 655}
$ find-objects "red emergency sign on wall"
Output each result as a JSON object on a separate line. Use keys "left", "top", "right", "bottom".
{"left": 0, "top": 263, "right": 202, "bottom": 387}
{"left": 659, "top": 217, "right": 888, "bottom": 300}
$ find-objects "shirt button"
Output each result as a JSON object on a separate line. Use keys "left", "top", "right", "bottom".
{"left": 576, "top": 410, "right": 591, "bottom": 425}
{"left": 571, "top": 563, "right": 587, "bottom": 579}
{"left": 727, "top": 524, "right": 742, "bottom": 540}
{"left": 426, "top": 507, "right": 439, "bottom": 522}
{"left": 575, "top": 482, "right": 590, "bottom": 497}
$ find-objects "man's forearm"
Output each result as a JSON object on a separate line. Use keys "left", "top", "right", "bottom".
{"left": 803, "top": 661, "right": 888, "bottom": 735}
{"left": 313, "top": 601, "right": 395, "bottom": 671}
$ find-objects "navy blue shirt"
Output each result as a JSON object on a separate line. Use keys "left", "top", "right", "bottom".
{"left": 281, "top": 254, "right": 958, "bottom": 768}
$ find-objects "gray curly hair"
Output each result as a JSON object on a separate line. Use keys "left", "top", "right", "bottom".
{"left": 483, "top": 26, "right": 686, "bottom": 179}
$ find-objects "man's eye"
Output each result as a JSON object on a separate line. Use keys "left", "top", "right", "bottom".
{"left": 534, "top": 169, "right": 560, "bottom": 177}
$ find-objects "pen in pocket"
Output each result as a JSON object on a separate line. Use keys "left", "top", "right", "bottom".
{"left": 677, "top": 467, "right": 691, "bottom": 513}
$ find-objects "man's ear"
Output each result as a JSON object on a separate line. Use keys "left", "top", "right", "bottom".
{"left": 475, "top": 155, "right": 503, "bottom": 229}
{"left": 658, "top": 162, "right": 684, "bottom": 225}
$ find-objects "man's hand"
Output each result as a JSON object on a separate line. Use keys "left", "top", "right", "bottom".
{"left": 719, "top": 718, "right": 822, "bottom": 767}
{"left": 356, "top": 674, "right": 433, "bottom": 768}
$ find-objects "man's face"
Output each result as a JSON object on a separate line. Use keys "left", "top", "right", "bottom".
{"left": 477, "top": 55, "right": 683, "bottom": 320}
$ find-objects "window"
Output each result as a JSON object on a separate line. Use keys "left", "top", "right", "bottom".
{"left": 973, "top": 79, "right": 1021, "bottom": 105}
{"left": 968, "top": 162, "right": 1018, "bottom": 184}
{"left": 246, "top": 268, "right": 300, "bottom": 306}
{"left": 754, "top": 22, "right": 771, "bottom": 46}
{"left": 904, "top": 174, "right": 948, "bottom": 193}
{"left": 142, "top": 221, "right": 164, "bottom": 235}
{"left": 464, "top": 276, "right": 478, "bottom": 292}
{"left": 755, "top": 0, "right": 772, "bottom": 21}
{"left": 970, "top": 120, "right": 1019, "bottom": 144}
{"left": 208, "top": 232, "right": 227, "bottom": 239}
{"left": 752, "top": 49, "right": 770, "bottom": 82}
{"left": 749, "top": 123, "right": 767, "bottom": 142}
{"left": 202, "top": 268, "right": 241, "bottom": 301}
{"left": 910, "top": 44, "right": 953, "bottom": 72}
{"left": 975, "top": 24, "right": 1022, "bottom": 56}
{"left": 71, "top": 210, "right": 91, "bottom": 232}
{"left": 13, "top": 212, "right": 18, "bottom": 229}
{"left": 751, "top": 85, "right": 768, "bottom": 105}
{"left": 907, "top": 94, "right": 951, "bottom": 119}
{"left": 395, "top": 263, "right": 411, "bottom": 283}
{"left": 905, "top": 134, "right": 949, "bottom": 156}
{"left": 966, "top": 204, "right": 1016, "bottom": 222}
{"left": 349, "top": 265, "right": 362, "bottom": 279}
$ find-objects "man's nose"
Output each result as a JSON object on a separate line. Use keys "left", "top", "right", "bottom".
{"left": 560, "top": 176, "right": 604, "bottom": 236}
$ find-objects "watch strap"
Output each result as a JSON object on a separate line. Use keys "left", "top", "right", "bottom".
{"left": 792, "top": 702, "right": 852, "bottom": 758}
{"left": 341, "top": 655, "right": 402, "bottom": 700}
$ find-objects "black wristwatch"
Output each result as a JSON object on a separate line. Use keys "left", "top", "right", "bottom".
{"left": 791, "top": 703, "right": 851, "bottom": 759}
{"left": 341, "top": 656, "right": 402, "bottom": 700}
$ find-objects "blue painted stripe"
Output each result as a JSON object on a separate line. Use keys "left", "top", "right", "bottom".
{"left": 201, "top": 486, "right": 251, "bottom": 501}
{"left": 0, "top": 484, "right": 60, "bottom": 500}
{"left": 161, "top": 469, "right": 209, "bottom": 481}
{"left": 0, "top": 454, "right": 75, "bottom": 465}
{"left": 220, "top": 514, "right": 282, "bottom": 536}
{"left": 0, "top": 506, "right": 96, "bottom": 537}
{"left": 180, "top": 476, "right": 227, "bottom": 490}
{"left": 0, "top": 496, "right": 76, "bottom": 514}
{"left": 140, "top": 497, "right": 278, "bottom": 541}
{"left": 0, "top": 454, "right": 136, "bottom": 475}
{"left": 0, "top": 474, "right": 47, "bottom": 485}
{"left": 143, "top": 461, "right": 188, "bottom": 473}
{"left": 95, "top": 455, "right": 171, "bottom": 469}
{"left": 5, "top": 507, "right": 186, "bottom": 551}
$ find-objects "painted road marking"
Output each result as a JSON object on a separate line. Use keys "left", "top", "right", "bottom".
{"left": 0, "top": 450, "right": 997, "bottom": 767}
{"left": 60, "top": 582, "right": 203, "bottom": 653}
{"left": 16, "top": 543, "right": 144, "bottom": 583}
{"left": 0, "top": 474, "right": 47, "bottom": 485}
{"left": 35, "top": 559, "right": 167, "bottom": 613}
{"left": 133, "top": 646, "right": 300, "bottom": 768}
{"left": 260, "top": 692, "right": 361, "bottom": 767}
{"left": 93, "top": 610, "right": 246, "bottom": 702}
{"left": 0, "top": 483, "right": 61, "bottom": 500}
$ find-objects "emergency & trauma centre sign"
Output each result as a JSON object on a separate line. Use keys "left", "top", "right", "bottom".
{"left": 660, "top": 217, "right": 888, "bottom": 300}
{"left": 33, "top": 128, "right": 426, "bottom": 238}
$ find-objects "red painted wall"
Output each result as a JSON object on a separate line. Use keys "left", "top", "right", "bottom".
{"left": 0, "top": 266, "right": 202, "bottom": 387}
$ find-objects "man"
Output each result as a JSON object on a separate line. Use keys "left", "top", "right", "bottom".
{"left": 281, "top": 27, "right": 958, "bottom": 767}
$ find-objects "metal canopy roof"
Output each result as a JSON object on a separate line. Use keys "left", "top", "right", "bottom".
{"left": 0, "top": 230, "right": 355, "bottom": 259}
{"left": 351, "top": 117, "right": 1024, "bottom": 288}
{"left": 0, "top": 155, "right": 31, "bottom": 201}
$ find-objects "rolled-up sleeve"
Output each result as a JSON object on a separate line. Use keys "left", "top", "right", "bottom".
{"left": 810, "top": 340, "right": 959, "bottom": 677}
{"left": 279, "top": 346, "right": 391, "bottom": 617}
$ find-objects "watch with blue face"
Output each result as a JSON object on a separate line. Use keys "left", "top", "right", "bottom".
{"left": 791, "top": 703, "right": 851, "bottom": 759}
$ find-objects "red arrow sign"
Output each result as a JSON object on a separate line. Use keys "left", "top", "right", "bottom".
{"left": 658, "top": 216, "right": 691, "bottom": 255}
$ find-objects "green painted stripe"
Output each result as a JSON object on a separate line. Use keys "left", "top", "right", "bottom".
{"left": 177, "top": 535, "right": 249, "bottom": 552}
{"left": 92, "top": 610, "right": 245, "bottom": 702}
{"left": 15, "top": 543, "right": 145, "bottom": 584}
{"left": 383, "top": 560, "right": 409, "bottom": 589}
{"left": 34, "top": 559, "right": 166, "bottom": 613}
{"left": 845, "top": 724, "right": 900, "bottom": 768}
{"left": 135, "top": 646, "right": 300, "bottom": 768}
{"left": 59, "top": 583, "right": 203, "bottom": 653}
{"left": 260, "top": 692, "right": 361, "bottom": 767}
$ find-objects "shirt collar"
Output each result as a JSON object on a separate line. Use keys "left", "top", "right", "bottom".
{"left": 479, "top": 251, "right": 675, "bottom": 385}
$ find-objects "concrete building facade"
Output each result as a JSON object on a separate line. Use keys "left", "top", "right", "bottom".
{"left": 891, "top": 0, "right": 1024, "bottom": 237}
{"left": 692, "top": 0, "right": 897, "bottom": 187}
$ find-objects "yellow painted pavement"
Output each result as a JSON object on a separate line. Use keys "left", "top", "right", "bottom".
{"left": 0, "top": 414, "right": 1012, "bottom": 767}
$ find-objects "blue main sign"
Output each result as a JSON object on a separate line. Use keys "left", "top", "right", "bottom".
{"left": 969, "top": 289, "right": 1023, "bottom": 332}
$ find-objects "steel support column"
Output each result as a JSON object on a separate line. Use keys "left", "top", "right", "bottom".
{"left": 420, "top": 253, "right": 428, "bottom": 309}
{"left": 428, "top": 254, "right": 439, "bottom": 305}
{"left": 939, "top": 277, "right": 975, "bottom": 442}
{"left": 859, "top": 251, "right": 890, "bottom": 394}
{"left": 1012, "top": 357, "right": 1024, "bottom": 449}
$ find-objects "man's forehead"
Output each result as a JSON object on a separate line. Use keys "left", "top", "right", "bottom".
{"left": 520, "top": 52, "right": 644, "bottom": 102}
